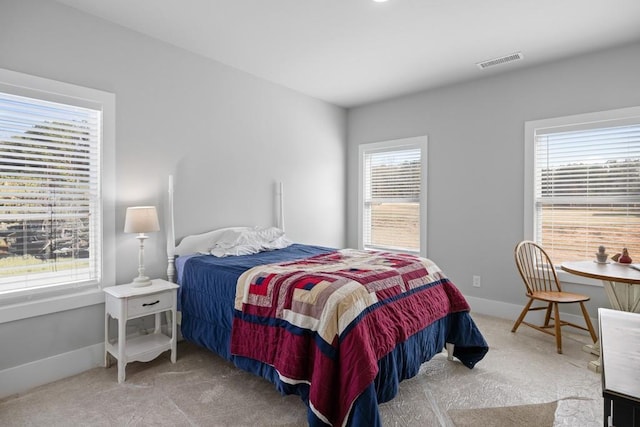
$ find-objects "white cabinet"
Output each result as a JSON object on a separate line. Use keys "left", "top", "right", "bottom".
{"left": 104, "top": 279, "right": 178, "bottom": 383}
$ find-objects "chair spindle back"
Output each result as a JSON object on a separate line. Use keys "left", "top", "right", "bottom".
{"left": 514, "top": 241, "right": 562, "bottom": 295}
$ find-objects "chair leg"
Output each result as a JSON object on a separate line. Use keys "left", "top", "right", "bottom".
{"left": 512, "top": 298, "right": 534, "bottom": 332}
{"left": 553, "top": 303, "right": 562, "bottom": 354}
{"left": 543, "top": 303, "right": 553, "bottom": 327}
{"left": 579, "top": 302, "right": 598, "bottom": 343}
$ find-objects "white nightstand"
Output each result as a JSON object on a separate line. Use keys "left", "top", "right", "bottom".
{"left": 104, "top": 279, "right": 178, "bottom": 383}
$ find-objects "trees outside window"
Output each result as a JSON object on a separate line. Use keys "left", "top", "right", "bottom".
{"left": 525, "top": 107, "right": 640, "bottom": 265}
{"left": 0, "top": 71, "right": 113, "bottom": 298}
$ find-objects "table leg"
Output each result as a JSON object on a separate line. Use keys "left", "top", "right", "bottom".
{"left": 118, "top": 317, "right": 126, "bottom": 383}
{"left": 604, "top": 281, "right": 640, "bottom": 313}
{"left": 583, "top": 339, "right": 600, "bottom": 356}
{"left": 104, "top": 312, "right": 111, "bottom": 368}
{"left": 154, "top": 312, "right": 161, "bottom": 334}
{"left": 170, "top": 308, "right": 177, "bottom": 363}
{"left": 585, "top": 339, "right": 602, "bottom": 373}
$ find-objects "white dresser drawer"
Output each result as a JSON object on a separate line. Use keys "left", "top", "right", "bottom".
{"left": 127, "top": 291, "right": 173, "bottom": 318}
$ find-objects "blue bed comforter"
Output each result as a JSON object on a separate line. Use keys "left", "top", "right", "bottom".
{"left": 178, "top": 244, "right": 488, "bottom": 426}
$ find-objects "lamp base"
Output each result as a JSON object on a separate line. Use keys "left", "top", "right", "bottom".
{"left": 131, "top": 276, "right": 152, "bottom": 287}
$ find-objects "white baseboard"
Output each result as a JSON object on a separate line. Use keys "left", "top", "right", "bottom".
{"left": 0, "top": 342, "right": 104, "bottom": 400}
{"left": 465, "top": 295, "right": 597, "bottom": 335}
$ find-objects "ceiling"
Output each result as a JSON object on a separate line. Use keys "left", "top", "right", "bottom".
{"left": 55, "top": 0, "right": 640, "bottom": 108}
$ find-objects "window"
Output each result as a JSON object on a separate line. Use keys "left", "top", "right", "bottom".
{"left": 358, "top": 136, "right": 427, "bottom": 256}
{"left": 524, "top": 107, "right": 640, "bottom": 266}
{"left": 0, "top": 68, "right": 115, "bottom": 304}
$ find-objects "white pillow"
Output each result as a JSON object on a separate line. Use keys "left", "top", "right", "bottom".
{"left": 253, "top": 226, "right": 284, "bottom": 241}
{"left": 211, "top": 244, "right": 260, "bottom": 258}
{"left": 262, "top": 235, "right": 293, "bottom": 250}
{"left": 210, "top": 226, "right": 291, "bottom": 257}
{"left": 214, "top": 229, "right": 245, "bottom": 249}
{"left": 174, "top": 226, "right": 251, "bottom": 256}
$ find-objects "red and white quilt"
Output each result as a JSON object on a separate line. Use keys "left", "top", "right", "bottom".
{"left": 230, "top": 249, "right": 470, "bottom": 426}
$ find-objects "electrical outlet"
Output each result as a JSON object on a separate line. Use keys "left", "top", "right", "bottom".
{"left": 472, "top": 275, "right": 481, "bottom": 288}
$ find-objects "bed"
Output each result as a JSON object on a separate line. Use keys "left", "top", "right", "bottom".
{"left": 169, "top": 229, "right": 487, "bottom": 426}
{"left": 166, "top": 179, "right": 488, "bottom": 427}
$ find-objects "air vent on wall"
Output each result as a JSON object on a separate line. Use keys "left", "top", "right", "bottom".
{"left": 476, "top": 52, "right": 524, "bottom": 70}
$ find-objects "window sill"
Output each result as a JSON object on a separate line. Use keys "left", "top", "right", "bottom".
{"left": 0, "top": 286, "right": 106, "bottom": 324}
{"left": 557, "top": 269, "right": 603, "bottom": 288}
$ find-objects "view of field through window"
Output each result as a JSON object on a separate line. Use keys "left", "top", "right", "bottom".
{"left": 535, "top": 123, "right": 640, "bottom": 265}
{"left": 539, "top": 206, "right": 640, "bottom": 264}
{"left": 0, "top": 91, "right": 99, "bottom": 291}
{"left": 365, "top": 151, "right": 421, "bottom": 253}
{"left": 370, "top": 203, "right": 420, "bottom": 252}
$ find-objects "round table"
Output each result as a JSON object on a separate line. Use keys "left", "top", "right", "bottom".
{"left": 561, "top": 261, "right": 640, "bottom": 372}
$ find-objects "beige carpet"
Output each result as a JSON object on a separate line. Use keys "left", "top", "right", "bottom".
{"left": 448, "top": 400, "right": 558, "bottom": 427}
{"left": 0, "top": 315, "right": 602, "bottom": 426}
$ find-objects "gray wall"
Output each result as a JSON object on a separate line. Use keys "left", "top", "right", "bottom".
{"left": 2, "top": 0, "right": 639, "bottom": 393}
{"left": 347, "top": 41, "right": 640, "bottom": 317}
{"left": 0, "top": 0, "right": 345, "bottom": 375}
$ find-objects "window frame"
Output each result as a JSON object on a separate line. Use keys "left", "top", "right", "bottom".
{"left": 358, "top": 135, "right": 428, "bottom": 257}
{"left": 524, "top": 106, "right": 640, "bottom": 286}
{"left": 0, "top": 68, "right": 115, "bottom": 321}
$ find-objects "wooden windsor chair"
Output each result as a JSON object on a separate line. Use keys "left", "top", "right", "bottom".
{"left": 512, "top": 241, "right": 597, "bottom": 354}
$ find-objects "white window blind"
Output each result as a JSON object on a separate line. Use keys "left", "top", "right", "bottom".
{"left": 0, "top": 91, "right": 102, "bottom": 293}
{"left": 362, "top": 145, "right": 422, "bottom": 254}
{"left": 533, "top": 122, "right": 640, "bottom": 264}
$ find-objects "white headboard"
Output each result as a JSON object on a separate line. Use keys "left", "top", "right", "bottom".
{"left": 165, "top": 176, "right": 285, "bottom": 282}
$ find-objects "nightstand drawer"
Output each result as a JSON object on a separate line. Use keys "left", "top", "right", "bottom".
{"left": 127, "top": 292, "right": 173, "bottom": 318}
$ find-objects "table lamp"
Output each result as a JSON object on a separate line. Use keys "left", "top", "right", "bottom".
{"left": 124, "top": 206, "right": 160, "bottom": 286}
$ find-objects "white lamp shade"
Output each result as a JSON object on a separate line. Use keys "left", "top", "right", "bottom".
{"left": 124, "top": 206, "right": 160, "bottom": 234}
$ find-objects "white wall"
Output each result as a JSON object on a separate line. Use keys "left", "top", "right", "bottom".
{"left": 347, "top": 41, "right": 640, "bottom": 319}
{"left": 0, "top": 0, "right": 345, "bottom": 397}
